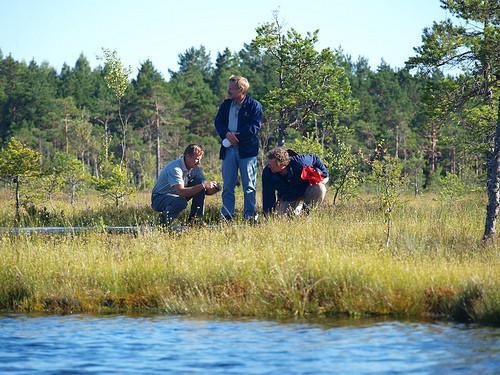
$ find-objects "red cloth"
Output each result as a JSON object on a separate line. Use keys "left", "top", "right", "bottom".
{"left": 300, "top": 166, "right": 323, "bottom": 185}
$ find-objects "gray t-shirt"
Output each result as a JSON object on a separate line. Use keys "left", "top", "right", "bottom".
{"left": 152, "top": 157, "right": 204, "bottom": 196}
{"left": 228, "top": 100, "right": 242, "bottom": 133}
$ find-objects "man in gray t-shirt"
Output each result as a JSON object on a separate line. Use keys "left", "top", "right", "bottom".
{"left": 151, "top": 144, "right": 219, "bottom": 224}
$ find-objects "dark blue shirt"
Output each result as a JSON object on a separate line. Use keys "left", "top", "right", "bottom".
{"left": 262, "top": 153, "right": 329, "bottom": 214}
{"left": 214, "top": 95, "right": 263, "bottom": 159}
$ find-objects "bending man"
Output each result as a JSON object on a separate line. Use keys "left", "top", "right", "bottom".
{"left": 262, "top": 147, "right": 329, "bottom": 216}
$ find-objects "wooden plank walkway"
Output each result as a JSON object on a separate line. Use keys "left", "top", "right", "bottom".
{"left": 0, "top": 225, "right": 191, "bottom": 234}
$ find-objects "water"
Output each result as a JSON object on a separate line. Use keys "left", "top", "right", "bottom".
{"left": 0, "top": 314, "right": 498, "bottom": 374}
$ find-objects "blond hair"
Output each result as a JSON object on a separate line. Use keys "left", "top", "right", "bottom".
{"left": 229, "top": 75, "right": 249, "bottom": 94}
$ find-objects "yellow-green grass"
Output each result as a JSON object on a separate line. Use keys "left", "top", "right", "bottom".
{"left": 0, "top": 193, "right": 498, "bottom": 324}
{"left": 0, "top": 190, "right": 159, "bottom": 227}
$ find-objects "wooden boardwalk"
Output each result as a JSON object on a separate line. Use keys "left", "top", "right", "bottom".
{"left": 0, "top": 225, "right": 191, "bottom": 235}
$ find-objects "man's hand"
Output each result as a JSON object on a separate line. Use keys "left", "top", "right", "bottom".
{"left": 203, "top": 181, "right": 220, "bottom": 195}
{"left": 225, "top": 131, "right": 239, "bottom": 145}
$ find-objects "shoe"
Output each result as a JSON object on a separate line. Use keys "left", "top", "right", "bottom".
{"left": 244, "top": 214, "right": 259, "bottom": 225}
{"left": 220, "top": 214, "right": 233, "bottom": 223}
{"left": 159, "top": 211, "right": 173, "bottom": 225}
{"left": 188, "top": 216, "right": 207, "bottom": 227}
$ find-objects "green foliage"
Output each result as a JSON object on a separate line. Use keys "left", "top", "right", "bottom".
{"left": 47, "top": 151, "right": 89, "bottom": 203}
{"left": 438, "top": 173, "right": 470, "bottom": 200}
{"left": 403, "top": 153, "right": 426, "bottom": 195}
{"left": 0, "top": 14, "right": 493, "bottom": 203}
{"left": 370, "top": 142, "right": 405, "bottom": 246}
{"left": 291, "top": 133, "right": 364, "bottom": 204}
{"left": 460, "top": 102, "right": 497, "bottom": 154}
{"left": 437, "top": 170, "right": 484, "bottom": 200}
{"left": 172, "top": 46, "right": 213, "bottom": 81}
{"left": 252, "top": 13, "right": 357, "bottom": 146}
{"left": 290, "top": 133, "right": 326, "bottom": 158}
{"left": 0, "top": 138, "right": 40, "bottom": 180}
{"left": 99, "top": 48, "right": 132, "bottom": 166}
{"left": 329, "top": 142, "right": 365, "bottom": 204}
{"left": 408, "top": 0, "right": 499, "bottom": 240}
{"left": 92, "top": 161, "right": 135, "bottom": 207}
{"left": 211, "top": 48, "right": 240, "bottom": 100}
{"left": 168, "top": 51, "right": 218, "bottom": 137}
{"left": 100, "top": 48, "right": 131, "bottom": 101}
{"left": 0, "top": 138, "right": 41, "bottom": 221}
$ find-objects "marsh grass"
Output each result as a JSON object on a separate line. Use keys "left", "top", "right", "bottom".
{"left": 0, "top": 191, "right": 498, "bottom": 325}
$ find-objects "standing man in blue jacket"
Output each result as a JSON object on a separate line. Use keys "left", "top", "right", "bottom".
{"left": 215, "top": 75, "right": 263, "bottom": 221}
{"left": 262, "top": 147, "right": 329, "bottom": 216}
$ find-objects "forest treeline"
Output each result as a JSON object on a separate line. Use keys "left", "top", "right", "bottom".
{"left": 0, "top": 30, "right": 492, "bottom": 188}
{"left": 0, "top": 1, "right": 498, "bottom": 238}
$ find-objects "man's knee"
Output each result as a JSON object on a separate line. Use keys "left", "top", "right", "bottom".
{"left": 188, "top": 175, "right": 204, "bottom": 187}
{"left": 277, "top": 200, "right": 303, "bottom": 216}
{"left": 161, "top": 198, "right": 188, "bottom": 223}
{"left": 305, "top": 183, "right": 327, "bottom": 204}
{"left": 169, "top": 197, "right": 188, "bottom": 212}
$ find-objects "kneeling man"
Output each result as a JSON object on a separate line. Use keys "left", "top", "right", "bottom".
{"left": 262, "top": 147, "right": 329, "bottom": 216}
{"left": 152, "top": 144, "right": 219, "bottom": 224}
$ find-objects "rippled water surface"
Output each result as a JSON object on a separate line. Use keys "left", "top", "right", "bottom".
{"left": 0, "top": 314, "right": 498, "bottom": 374}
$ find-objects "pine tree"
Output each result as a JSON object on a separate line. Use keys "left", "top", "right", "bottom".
{"left": 408, "top": 0, "right": 499, "bottom": 241}
{"left": 252, "top": 13, "right": 356, "bottom": 146}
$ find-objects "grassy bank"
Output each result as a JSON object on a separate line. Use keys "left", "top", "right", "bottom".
{"left": 0, "top": 193, "right": 499, "bottom": 325}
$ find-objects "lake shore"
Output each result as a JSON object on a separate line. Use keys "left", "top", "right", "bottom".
{"left": 0, "top": 194, "right": 498, "bottom": 325}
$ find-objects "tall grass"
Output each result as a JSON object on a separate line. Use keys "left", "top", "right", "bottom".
{"left": 0, "top": 192, "right": 498, "bottom": 324}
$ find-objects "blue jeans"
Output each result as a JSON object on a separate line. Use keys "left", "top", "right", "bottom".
{"left": 221, "top": 147, "right": 257, "bottom": 220}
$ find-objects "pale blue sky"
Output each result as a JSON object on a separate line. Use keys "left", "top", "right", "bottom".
{"left": 1, "top": 0, "right": 450, "bottom": 78}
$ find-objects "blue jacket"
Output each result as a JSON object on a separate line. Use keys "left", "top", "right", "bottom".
{"left": 262, "top": 153, "right": 329, "bottom": 214}
{"left": 214, "top": 95, "right": 263, "bottom": 159}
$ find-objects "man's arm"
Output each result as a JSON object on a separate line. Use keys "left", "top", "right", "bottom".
{"left": 174, "top": 181, "right": 213, "bottom": 199}
{"left": 262, "top": 165, "right": 277, "bottom": 215}
{"left": 214, "top": 101, "right": 229, "bottom": 139}
{"left": 312, "top": 155, "right": 329, "bottom": 178}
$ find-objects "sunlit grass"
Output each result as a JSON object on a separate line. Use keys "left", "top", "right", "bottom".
{"left": 0, "top": 191, "right": 498, "bottom": 325}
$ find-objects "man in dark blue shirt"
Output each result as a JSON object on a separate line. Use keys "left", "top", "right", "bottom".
{"left": 262, "top": 147, "right": 329, "bottom": 216}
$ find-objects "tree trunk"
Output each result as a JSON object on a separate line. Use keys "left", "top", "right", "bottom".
{"left": 395, "top": 122, "right": 399, "bottom": 159}
{"left": 430, "top": 123, "right": 437, "bottom": 172}
{"left": 483, "top": 98, "right": 500, "bottom": 241}
{"left": 64, "top": 114, "right": 69, "bottom": 154}
{"left": 414, "top": 167, "right": 419, "bottom": 196}
{"left": 70, "top": 184, "right": 76, "bottom": 205}
{"left": 385, "top": 218, "right": 391, "bottom": 247}
{"left": 38, "top": 137, "right": 43, "bottom": 165}
{"left": 118, "top": 101, "right": 127, "bottom": 167}
{"left": 451, "top": 147, "right": 456, "bottom": 174}
{"left": 277, "top": 107, "right": 287, "bottom": 147}
{"left": 14, "top": 177, "right": 20, "bottom": 224}
{"left": 277, "top": 72, "right": 286, "bottom": 147}
{"left": 321, "top": 126, "right": 326, "bottom": 149}
{"left": 93, "top": 154, "right": 99, "bottom": 178}
{"left": 333, "top": 189, "right": 340, "bottom": 206}
{"left": 104, "top": 119, "right": 109, "bottom": 162}
{"left": 155, "top": 101, "right": 161, "bottom": 179}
